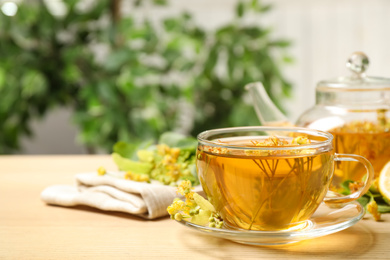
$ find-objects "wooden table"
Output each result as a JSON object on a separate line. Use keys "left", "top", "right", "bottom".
{"left": 1, "top": 155, "right": 389, "bottom": 259}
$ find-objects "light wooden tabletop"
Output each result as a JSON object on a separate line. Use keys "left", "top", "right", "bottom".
{"left": 1, "top": 155, "right": 389, "bottom": 259}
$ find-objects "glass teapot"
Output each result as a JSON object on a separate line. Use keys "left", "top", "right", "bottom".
{"left": 246, "top": 52, "right": 390, "bottom": 181}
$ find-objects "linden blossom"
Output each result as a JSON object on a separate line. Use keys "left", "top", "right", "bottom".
{"left": 202, "top": 145, "right": 229, "bottom": 155}
{"left": 99, "top": 132, "right": 200, "bottom": 186}
{"left": 167, "top": 180, "right": 224, "bottom": 228}
{"left": 332, "top": 119, "right": 390, "bottom": 134}
{"left": 202, "top": 136, "right": 315, "bottom": 156}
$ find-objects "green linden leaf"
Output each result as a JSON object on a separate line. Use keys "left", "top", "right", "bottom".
{"left": 340, "top": 180, "right": 354, "bottom": 193}
{"left": 378, "top": 204, "right": 390, "bottom": 213}
{"left": 190, "top": 209, "right": 212, "bottom": 226}
{"left": 357, "top": 195, "right": 370, "bottom": 207}
{"left": 113, "top": 141, "right": 139, "bottom": 159}
{"left": 193, "top": 193, "right": 215, "bottom": 212}
{"left": 137, "top": 150, "right": 155, "bottom": 163}
{"left": 113, "top": 140, "right": 153, "bottom": 160}
{"left": 158, "top": 132, "right": 197, "bottom": 148}
{"left": 111, "top": 153, "right": 153, "bottom": 173}
{"left": 176, "top": 137, "right": 198, "bottom": 150}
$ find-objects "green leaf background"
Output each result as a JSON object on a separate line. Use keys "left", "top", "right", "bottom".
{"left": 0, "top": 0, "right": 293, "bottom": 153}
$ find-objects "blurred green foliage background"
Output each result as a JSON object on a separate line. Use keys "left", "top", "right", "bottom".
{"left": 0, "top": 0, "right": 293, "bottom": 154}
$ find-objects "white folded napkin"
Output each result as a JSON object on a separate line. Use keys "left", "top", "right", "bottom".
{"left": 41, "top": 172, "right": 202, "bottom": 219}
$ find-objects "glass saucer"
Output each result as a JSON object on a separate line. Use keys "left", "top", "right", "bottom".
{"left": 176, "top": 201, "right": 364, "bottom": 246}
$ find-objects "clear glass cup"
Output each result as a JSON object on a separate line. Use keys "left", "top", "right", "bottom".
{"left": 196, "top": 126, "right": 374, "bottom": 231}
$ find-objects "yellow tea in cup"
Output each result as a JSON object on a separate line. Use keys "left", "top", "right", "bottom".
{"left": 196, "top": 127, "right": 374, "bottom": 231}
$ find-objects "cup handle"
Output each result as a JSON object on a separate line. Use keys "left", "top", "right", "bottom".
{"left": 324, "top": 153, "right": 374, "bottom": 204}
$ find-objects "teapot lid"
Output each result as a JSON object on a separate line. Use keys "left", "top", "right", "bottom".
{"left": 317, "top": 52, "right": 390, "bottom": 91}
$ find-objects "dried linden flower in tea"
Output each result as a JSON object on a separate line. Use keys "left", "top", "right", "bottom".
{"left": 249, "top": 135, "right": 312, "bottom": 156}
{"left": 332, "top": 119, "right": 390, "bottom": 134}
{"left": 203, "top": 135, "right": 313, "bottom": 157}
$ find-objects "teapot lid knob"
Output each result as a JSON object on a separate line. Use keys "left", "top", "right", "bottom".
{"left": 346, "top": 51, "right": 369, "bottom": 76}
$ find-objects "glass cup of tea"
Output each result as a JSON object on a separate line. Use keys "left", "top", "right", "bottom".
{"left": 196, "top": 126, "right": 374, "bottom": 231}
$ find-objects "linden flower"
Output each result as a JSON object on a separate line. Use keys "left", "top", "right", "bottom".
{"left": 203, "top": 145, "right": 229, "bottom": 155}
{"left": 173, "top": 180, "right": 196, "bottom": 209}
{"left": 244, "top": 136, "right": 314, "bottom": 156}
{"left": 124, "top": 171, "right": 150, "bottom": 182}
{"left": 157, "top": 144, "right": 170, "bottom": 155}
{"left": 170, "top": 148, "right": 181, "bottom": 160}
{"left": 162, "top": 154, "right": 175, "bottom": 165}
{"left": 270, "top": 136, "right": 289, "bottom": 146}
{"left": 245, "top": 149, "right": 272, "bottom": 156}
{"left": 177, "top": 180, "right": 193, "bottom": 198}
{"left": 367, "top": 200, "right": 381, "bottom": 221}
{"left": 332, "top": 119, "right": 390, "bottom": 134}
{"left": 97, "top": 166, "right": 106, "bottom": 176}
{"left": 292, "top": 136, "right": 310, "bottom": 145}
{"left": 167, "top": 181, "right": 224, "bottom": 228}
{"left": 348, "top": 181, "right": 363, "bottom": 193}
{"left": 167, "top": 198, "right": 187, "bottom": 216}
{"left": 150, "top": 144, "right": 197, "bottom": 186}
